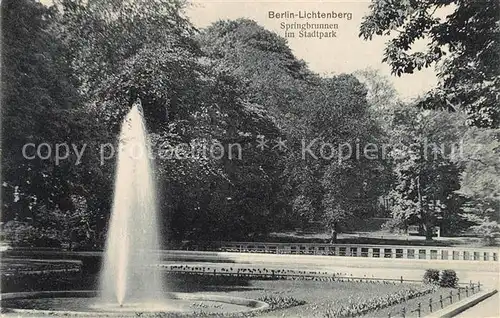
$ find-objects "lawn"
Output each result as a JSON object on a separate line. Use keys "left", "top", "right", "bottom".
{"left": 178, "top": 279, "right": 441, "bottom": 317}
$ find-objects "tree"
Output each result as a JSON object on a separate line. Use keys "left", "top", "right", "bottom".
{"left": 54, "top": 0, "right": 196, "bottom": 98}
{"left": 198, "top": 19, "right": 316, "bottom": 131}
{"left": 360, "top": 0, "right": 500, "bottom": 128}
{"left": 200, "top": 21, "right": 392, "bottom": 236}
{"left": 283, "top": 75, "right": 389, "bottom": 238}
{"left": 198, "top": 19, "right": 317, "bottom": 233}
{"left": 1, "top": 0, "right": 112, "bottom": 244}
{"left": 453, "top": 127, "right": 500, "bottom": 244}
{"left": 355, "top": 68, "right": 400, "bottom": 131}
{"left": 386, "top": 105, "right": 467, "bottom": 239}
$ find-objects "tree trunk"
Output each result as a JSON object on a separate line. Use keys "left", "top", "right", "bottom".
{"left": 330, "top": 223, "right": 338, "bottom": 243}
{"left": 424, "top": 222, "right": 434, "bottom": 241}
{"left": 417, "top": 175, "right": 433, "bottom": 241}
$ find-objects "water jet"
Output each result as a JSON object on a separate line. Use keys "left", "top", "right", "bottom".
{"left": 99, "top": 99, "right": 163, "bottom": 305}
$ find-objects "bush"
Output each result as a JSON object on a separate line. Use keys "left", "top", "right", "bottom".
{"left": 381, "top": 218, "right": 406, "bottom": 233}
{"left": 423, "top": 269, "right": 440, "bottom": 285}
{"left": 1, "top": 269, "right": 81, "bottom": 292}
{"left": 439, "top": 270, "right": 458, "bottom": 288}
{"left": 1, "top": 221, "right": 61, "bottom": 248}
{"left": 471, "top": 221, "right": 500, "bottom": 246}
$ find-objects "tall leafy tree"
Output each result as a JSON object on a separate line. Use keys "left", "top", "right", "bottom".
{"left": 200, "top": 20, "right": 391, "bottom": 236}
{"left": 360, "top": 0, "right": 500, "bottom": 128}
{"left": 453, "top": 127, "right": 500, "bottom": 244}
{"left": 54, "top": 0, "right": 196, "bottom": 98}
{"left": 1, "top": 0, "right": 111, "bottom": 247}
{"left": 198, "top": 19, "right": 314, "bottom": 233}
{"left": 285, "top": 75, "right": 389, "bottom": 238}
{"left": 198, "top": 19, "right": 316, "bottom": 131}
{"left": 386, "top": 105, "right": 467, "bottom": 239}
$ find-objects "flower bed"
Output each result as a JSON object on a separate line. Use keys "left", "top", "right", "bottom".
{"left": 257, "top": 295, "right": 306, "bottom": 310}
{"left": 194, "top": 279, "right": 440, "bottom": 318}
{"left": 1, "top": 259, "right": 80, "bottom": 274}
{"left": 1, "top": 260, "right": 85, "bottom": 293}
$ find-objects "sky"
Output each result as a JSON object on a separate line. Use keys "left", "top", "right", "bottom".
{"left": 40, "top": 0, "right": 439, "bottom": 100}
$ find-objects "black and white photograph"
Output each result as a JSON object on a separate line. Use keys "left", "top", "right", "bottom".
{"left": 1, "top": 0, "right": 499, "bottom": 317}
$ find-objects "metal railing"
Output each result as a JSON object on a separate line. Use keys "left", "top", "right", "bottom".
{"left": 212, "top": 241, "right": 499, "bottom": 262}
{"left": 388, "top": 282, "right": 482, "bottom": 318}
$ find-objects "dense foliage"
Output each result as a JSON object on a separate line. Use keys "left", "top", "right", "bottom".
{"left": 357, "top": 71, "right": 497, "bottom": 240}
{"left": 423, "top": 269, "right": 440, "bottom": 285}
{"left": 360, "top": 0, "right": 500, "bottom": 128}
{"left": 1, "top": 0, "right": 112, "bottom": 247}
{"left": 199, "top": 20, "right": 390, "bottom": 237}
{"left": 439, "top": 270, "right": 458, "bottom": 288}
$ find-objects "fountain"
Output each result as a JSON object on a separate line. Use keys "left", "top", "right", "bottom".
{"left": 0, "top": 100, "right": 268, "bottom": 316}
{"left": 98, "top": 99, "right": 163, "bottom": 307}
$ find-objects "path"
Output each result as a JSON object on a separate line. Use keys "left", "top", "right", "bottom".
{"left": 454, "top": 292, "right": 500, "bottom": 318}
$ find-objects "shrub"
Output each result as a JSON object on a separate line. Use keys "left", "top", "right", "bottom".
{"left": 423, "top": 269, "right": 440, "bottom": 285}
{"left": 381, "top": 218, "right": 406, "bottom": 233}
{"left": 439, "top": 270, "right": 458, "bottom": 287}
{"left": 471, "top": 221, "right": 500, "bottom": 246}
{"left": 1, "top": 270, "right": 80, "bottom": 292}
{"left": 1, "top": 221, "right": 62, "bottom": 248}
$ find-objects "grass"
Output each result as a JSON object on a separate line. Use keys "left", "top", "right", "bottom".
{"left": 187, "top": 280, "right": 440, "bottom": 317}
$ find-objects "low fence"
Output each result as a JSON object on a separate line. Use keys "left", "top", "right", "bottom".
{"left": 161, "top": 265, "right": 480, "bottom": 286}
{"left": 388, "top": 283, "right": 482, "bottom": 318}
{"left": 1, "top": 259, "right": 81, "bottom": 275}
{"left": 162, "top": 264, "right": 422, "bottom": 282}
{"left": 212, "top": 242, "right": 499, "bottom": 262}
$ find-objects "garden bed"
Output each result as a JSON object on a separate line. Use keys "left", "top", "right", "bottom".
{"left": 1, "top": 259, "right": 89, "bottom": 293}
{"left": 1, "top": 259, "right": 81, "bottom": 274}
{"left": 183, "top": 280, "right": 438, "bottom": 317}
